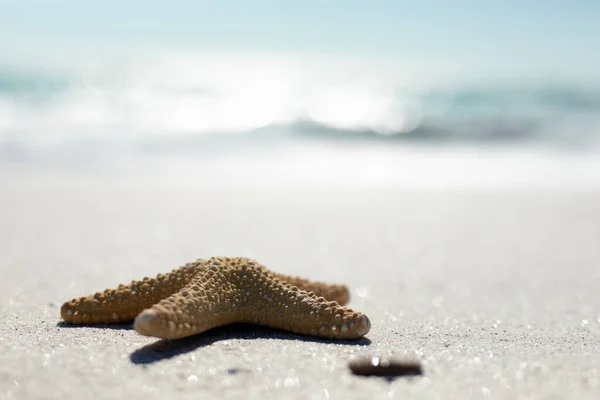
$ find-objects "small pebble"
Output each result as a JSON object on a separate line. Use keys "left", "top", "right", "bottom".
{"left": 348, "top": 354, "right": 422, "bottom": 377}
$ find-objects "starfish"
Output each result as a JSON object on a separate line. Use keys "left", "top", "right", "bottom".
{"left": 61, "top": 257, "right": 371, "bottom": 340}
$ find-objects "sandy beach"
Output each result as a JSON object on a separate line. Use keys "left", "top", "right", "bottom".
{"left": 2, "top": 1, "right": 600, "bottom": 398}
{"left": 1, "top": 175, "right": 599, "bottom": 399}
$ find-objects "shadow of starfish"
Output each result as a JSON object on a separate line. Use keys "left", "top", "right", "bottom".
{"left": 56, "top": 321, "right": 133, "bottom": 330}
{"left": 129, "top": 323, "right": 372, "bottom": 365}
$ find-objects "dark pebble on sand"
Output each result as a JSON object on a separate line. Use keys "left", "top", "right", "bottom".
{"left": 348, "top": 354, "right": 422, "bottom": 377}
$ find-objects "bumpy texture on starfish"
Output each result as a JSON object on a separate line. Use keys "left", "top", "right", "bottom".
{"left": 61, "top": 257, "right": 371, "bottom": 340}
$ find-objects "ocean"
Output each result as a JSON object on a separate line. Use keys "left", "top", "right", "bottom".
{"left": 1, "top": 54, "right": 600, "bottom": 188}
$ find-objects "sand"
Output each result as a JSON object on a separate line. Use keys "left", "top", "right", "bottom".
{"left": 1, "top": 178, "right": 599, "bottom": 399}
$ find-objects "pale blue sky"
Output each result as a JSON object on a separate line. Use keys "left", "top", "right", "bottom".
{"left": 1, "top": 0, "right": 599, "bottom": 78}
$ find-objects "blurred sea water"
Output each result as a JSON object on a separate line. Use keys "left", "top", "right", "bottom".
{"left": 1, "top": 54, "right": 599, "bottom": 188}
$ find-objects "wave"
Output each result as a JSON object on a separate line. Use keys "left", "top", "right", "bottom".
{"left": 1, "top": 60, "right": 600, "bottom": 157}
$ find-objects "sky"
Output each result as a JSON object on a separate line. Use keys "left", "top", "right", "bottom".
{"left": 0, "top": 0, "right": 599, "bottom": 80}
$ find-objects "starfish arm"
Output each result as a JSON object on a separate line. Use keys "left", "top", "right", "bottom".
{"left": 272, "top": 272, "right": 350, "bottom": 305}
{"left": 61, "top": 263, "right": 202, "bottom": 324}
{"left": 133, "top": 264, "right": 242, "bottom": 339}
{"left": 244, "top": 277, "right": 370, "bottom": 340}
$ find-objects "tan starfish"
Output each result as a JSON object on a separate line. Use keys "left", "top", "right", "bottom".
{"left": 61, "top": 257, "right": 371, "bottom": 340}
